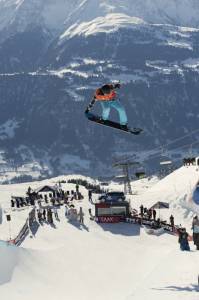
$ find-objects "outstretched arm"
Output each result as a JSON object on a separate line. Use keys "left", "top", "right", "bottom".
{"left": 113, "top": 83, "right": 121, "bottom": 89}
{"left": 85, "top": 96, "right": 96, "bottom": 113}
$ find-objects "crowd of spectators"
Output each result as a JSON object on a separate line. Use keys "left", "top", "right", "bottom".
{"left": 9, "top": 182, "right": 199, "bottom": 253}
{"left": 10, "top": 185, "right": 84, "bottom": 210}
{"left": 11, "top": 197, "right": 34, "bottom": 209}
{"left": 135, "top": 204, "right": 175, "bottom": 232}
{"left": 183, "top": 157, "right": 196, "bottom": 166}
{"left": 36, "top": 207, "right": 59, "bottom": 225}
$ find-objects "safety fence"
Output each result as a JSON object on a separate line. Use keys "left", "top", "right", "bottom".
{"left": 126, "top": 216, "right": 179, "bottom": 235}
{"left": 9, "top": 208, "right": 36, "bottom": 246}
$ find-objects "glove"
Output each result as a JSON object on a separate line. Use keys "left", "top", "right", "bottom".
{"left": 114, "top": 83, "right": 121, "bottom": 89}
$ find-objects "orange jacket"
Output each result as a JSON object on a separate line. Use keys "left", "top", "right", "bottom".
{"left": 95, "top": 88, "right": 116, "bottom": 101}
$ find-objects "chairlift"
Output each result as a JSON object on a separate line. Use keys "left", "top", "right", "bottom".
{"left": 114, "top": 175, "right": 127, "bottom": 183}
{"left": 115, "top": 175, "right": 127, "bottom": 180}
{"left": 135, "top": 171, "right": 146, "bottom": 179}
{"left": 159, "top": 146, "right": 172, "bottom": 165}
{"left": 160, "top": 160, "right": 172, "bottom": 166}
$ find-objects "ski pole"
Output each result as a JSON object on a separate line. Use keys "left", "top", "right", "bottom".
{"left": 85, "top": 97, "right": 96, "bottom": 114}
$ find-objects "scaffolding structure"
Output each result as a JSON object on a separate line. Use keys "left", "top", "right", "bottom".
{"left": 113, "top": 160, "right": 140, "bottom": 195}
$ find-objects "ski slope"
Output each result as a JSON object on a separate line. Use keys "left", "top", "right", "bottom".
{"left": 132, "top": 165, "right": 199, "bottom": 229}
{"left": 0, "top": 167, "right": 199, "bottom": 300}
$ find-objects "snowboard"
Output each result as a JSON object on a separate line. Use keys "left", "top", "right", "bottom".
{"left": 85, "top": 112, "right": 143, "bottom": 135}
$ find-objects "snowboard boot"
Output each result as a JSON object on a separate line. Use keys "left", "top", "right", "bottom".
{"left": 120, "top": 124, "right": 128, "bottom": 130}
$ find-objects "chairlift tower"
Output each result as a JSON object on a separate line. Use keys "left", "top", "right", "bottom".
{"left": 159, "top": 160, "right": 173, "bottom": 178}
{"left": 113, "top": 160, "right": 140, "bottom": 195}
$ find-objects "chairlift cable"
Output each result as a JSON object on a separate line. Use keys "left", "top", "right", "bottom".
{"left": 145, "top": 127, "right": 199, "bottom": 159}
{"left": 113, "top": 127, "right": 199, "bottom": 166}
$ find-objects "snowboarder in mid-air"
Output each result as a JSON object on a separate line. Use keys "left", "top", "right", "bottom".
{"left": 85, "top": 83, "right": 142, "bottom": 135}
{"left": 94, "top": 83, "right": 127, "bottom": 129}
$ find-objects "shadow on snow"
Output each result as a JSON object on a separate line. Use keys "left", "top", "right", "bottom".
{"left": 98, "top": 222, "right": 141, "bottom": 236}
{"left": 153, "top": 284, "right": 199, "bottom": 292}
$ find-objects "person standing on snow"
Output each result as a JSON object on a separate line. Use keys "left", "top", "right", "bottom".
{"left": 88, "top": 190, "right": 93, "bottom": 203}
{"left": 79, "top": 207, "right": 84, "bottom": 224}
{"left": 170, "top": 214, "right": 175, "bottom": 231}
{"left": 53, "top": 207, "right": 59, "bottom": 220}
{"left": 178, "top": 228, "right": 190, "bottom": 251}
{"left": 47, "top": 208, "right": 53, "bottom": 224}
{"left": 93, "top": 83, "right": 128, "bottom": 129}
{"left": 148, "top": 209, "right": 152, "bottom": 220}
{"left": 43, "top": 208, "right": 46, "bottom": 220}
{"left": 75, "top": 183, "right": 79, "bottom": 194}
{"left": 192, "top": 216, "right": 199, "bottom": 250}
{"left": 140, "top": 205, "right": 144, "bottom": 217}
{"left": 152, "top": 209, "right": 157, "bottom": 220}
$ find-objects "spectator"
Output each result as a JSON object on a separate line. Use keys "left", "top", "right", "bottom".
{"left": 16, "top": 199, "right": 20, "bottom": 209}
{"left": 79, "top": 207, "right": 84, "bottom": 224}
{"left": 53, "top": 207, "right": 59, "bottom": 220}
{"left": 51, "top": 198, "right": 55, "bottom": 206}
{"left": 65, "top": 205, "right": 68, "bottom": 216}
{"left": 30, "top": 197, "right": 35, "bottom": 206}
{"left": 88, "top": 208, "right": 94, "bottom": 220}
{"left": 156, "top": 218, "right": 161, "bottom": 228}
{"left": 43, "top": 209, "right": 46, "bottom": 220}
{"left": 20, "top": 198, "right": 24, "bottom": 207}
{"left": 144, "top": 207, "right": 148, "bottom": 214}
{"left": 68, "top": 207, "right": 78, "bottom": 221}
{"left": 192, "top": 216, "right": 199, "bottom": 250}
{"left": 170, "top": 214, "right": 174, "bottom": 230}
{"left": 140, "top": 205, "right": 144, "bottom": 217}
{"left": 88, "top": 190, "right": 92, "bottom": 203}
{"left": 148, "top": 209, "right": 152, "bottom": 220}
{"left": 152, "top": 209, "right": 156, "bottom": 220}
{"left": 26, "top": 198, "right": 30, "bottom": 205}
{"left": 64, "top": 196, "right": 69, "bottom": 204}
{"left": 37, "top": 209, "right": 43, "bottom": 223}
{"left": 27, "top": 186, "right": 32, "bottom": 195}
{"left": 178, "top": 228, "right": 190, "bottom": 251}
{"left": 47, "top": 208, "right": 53, "bottom": 224}
{"left": 76, "top": 184, "right": 79, "bottom": 194}
{"left": 11, "top": 199, "right": 15, "bottom": 208}
{"left": 44, "top": 195, "right": 48, "bottom": 203}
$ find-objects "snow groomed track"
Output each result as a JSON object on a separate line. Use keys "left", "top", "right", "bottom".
{"left": 0, "top": 168, "right": 199, "bottom": 300}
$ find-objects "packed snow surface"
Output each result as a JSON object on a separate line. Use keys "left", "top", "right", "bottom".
{"left": 0, "top": 167, "right": 199, "bottom": 299}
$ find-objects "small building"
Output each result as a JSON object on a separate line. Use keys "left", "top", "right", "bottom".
{"left": 195, "top": 157, "right": 199, "bottom": 166}
{"left": 95, "top": 200, "right": 130, "bottom": 223}
{"left": 34, "top": 185, "right": 59, "bottom": 201}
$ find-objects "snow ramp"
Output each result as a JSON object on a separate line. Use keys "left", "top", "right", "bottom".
{"left": 0, "top": 205, "right": 2, "bottom": 224}
{"left": 133, "top": 166, "right": 199, "bottom": 226}
{"left": 0, "top": 241, "right": 22, "bottom": 285}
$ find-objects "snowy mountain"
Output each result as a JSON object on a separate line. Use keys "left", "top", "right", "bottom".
{"left": 1, "top": 0, "right": 199, "bottom": 36}
{"left": 0, "top": 1, "right": 199, "bottom": 179}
